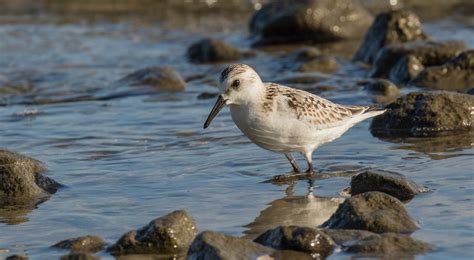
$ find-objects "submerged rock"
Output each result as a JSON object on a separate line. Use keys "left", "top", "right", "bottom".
{"left": 188, "top": 231, "right": 273, "bottom": 259}
{"left": 0, "top": 149, "right": 61, "bottom": 199}
{"left": 187, "top": 38, "right": 252, "bottom": 63}
{"left": 360, "top": 79, "right": 400, "bottom": 96}
{"left": 249, "top": 0, "right": 373, "bottom": 45}
{"left": 108, "top": 210, "right": 196, "bottom": 255}
{"left": 353, "top": 10, "right": 428, "bottom": 64}
{"left": 410, "top": 50, "right": 474, "bottom": 91}
{"left": 370, "top": 40, "right": 467, "bottom": 79}
{"left": 370, "top": 92, "right": 474, "bottom": 137}
{"left": 119, "top": 66, "right": 186, "bottom": 92}
{"left": 321, "top": 229, "right": 379, "bottom": 245}
{"left": 254, "top": 226, "right": 334, "bottom": 257}
{"left": 350, "top": 170, "right": 425, "bottom": 201}
{"left": 6, "top": 255, "right": 28, "bottom": 260}
{"left": 52, "top": 235, "right": 106, "bottom": 253}
{"left": 59, "top": 252, "right": 99, "bottom": 260}
{"left": 297, "top": 56, "right": 340, "bottom": 74}
{"left": 346, "top": 232, "right": 432, "bottom": 256}
{"left": 322, "top": 191, "right": 418, "bottom": 233}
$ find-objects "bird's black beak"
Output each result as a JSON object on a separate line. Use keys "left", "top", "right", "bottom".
{"left": 203, "top": 95, "right": 226, "bottom": 129}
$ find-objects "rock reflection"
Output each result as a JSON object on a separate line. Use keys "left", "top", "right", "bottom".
{"left": 377, "top": 133, "right": 473, "bottom": 160}
{"left": 243, "top": 181, "right": 344, "bottom": 240}
{"left": 0, "top": 197, "right": 49, "bottom": 225}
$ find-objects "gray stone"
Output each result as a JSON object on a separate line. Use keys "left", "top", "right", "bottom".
{"left": 0, "top": 149, "right": 61, "bottom": 198}
{"left": 108, "top": 210, "right": 197, "bottom": 255}
{"left": 188, "top": 231, "right": 273, "bottom": 260}
{"left": 250, "top": 0, "right": 373, "bottom": 45}
{"left": 370, "top": 91, "right": 474, "bottom": 137}
{"left": 410, "top": 50, "right": 474, "bottom": 91}
{"left": 346, "top": 232, "right": 432, "bottom": 257}
{"left": 353, "top": 10, "right": 428, "bottom": 64}
{"left": 351, "top": 170, "right": 425, "bottom": 201}
{"left": 52, "top": 235, "right": 106, "bottom": 253}
{"left": 321, "top": 191, "right": 419, "bottom": 233}
{"left": 119, "top": 66, "right": 185, "bottom": 92}
{"left": 187, "top": 38, "right": 251, "bottom": 63}
{"left": 370, "top": 40, "right": 467, "bottom": 78}
{"left": 361, "top": 79, "right": 400, "bottom": 96}
{"left": 254, "top": 226, "right": 334, "bottom": 257}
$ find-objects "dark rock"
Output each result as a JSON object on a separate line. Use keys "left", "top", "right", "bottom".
{"left": 6, "top": 255, "right": 28, "bottom": 260}
{"left": 287, "top": 47, "right": 322, "bottom": 62}
{"left": 346, "top": 232, "right": 432, "bottom": 256}
{"left": 389, "top": 55, "right": 425, "bottom": 84}
{"left": 108, "top": 210, "right": 196, "bottom": 255}
{"left": 321, "top": 191, "right": 419, "bottom": 233}
{"left": 370, "top": 40, "right": 467, "bottom": 79}
{"left": 0, "top": 149, "right": 61, "bottom": 198}
{"left": 353, "top": 10, "right": 428, "bottom": 64}
{"left": 360, "top": 79, "right": 399, "bottom": 96}
{"left": 187, "top": 231, "right": 273, "bottom": 259}
{"left": 370, "top": 92, "right": 474, "bottom": 137}
{"left": 410, "top": 50, "right": 474, "bottom": 91}
{"left": 468, "top": 88, "right": 474, "bottom": 95}
{"left": 119, "top": 66, "right": 185, "bottom": 92}
{"left": 52, "top": 235, "right": 106, "bottom": 253}
{"left": 254, "top": 226, "right": 334, "bottom": 257}
{"left": 187, "top": 38, "right": 252, "bottom": 63}
{"left": 297, "top": 56, "right": 340, "bottom": 74}
{"left": 351, "top": 170, "right": 425, "bottom": 201}
{"left": 250, "top": 0, "right": 373, "bottom": 45}
{"left": 59, "top": 252, "right": 99, "bottom": 260}
{"left": 197, "top": 92, "right": 218, "bottom": 100}
{"left": 321, "top": 229, "right": 380, "bottom": 245}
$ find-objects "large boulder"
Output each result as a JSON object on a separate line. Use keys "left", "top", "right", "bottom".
{"left": 249, "top": 0, "right": 373, "bottom": 45}
{"left": 52, "top": 235, "right": 106, "bottom": 253}
{"left": 350, "top": 170, "right": 426, "bottom": 201}
{"left": 370, "top": 92, "right": 474, "bottom": 137}
{"left": 118, "top": 66, "right": 186, "bottom": 92}
{"left": 187, "top": 231, "right": 273, "bottom": 259}
{"left": 370, "top": 40, "right": 467, "bottom": 79}
{"left": 187, "top": 38, "right": 252, "bottom": 63}
{"left": 410, "top": 50, "right": 474, "bottom": 91}
{"left": 388, "top": 55, "right": 425, "bottom": 85}
{"left": 0, "top": 149, "right": 61, "bottom": 199}
{"left": 108, "top": 210, "right": 197, "bottom": 255}
{"left": 254, "top": 226, "right": 334, "bottom": 257}
{"left": 346, "top": 232, "right": 432, "bottom": 257}
{"left": 353, "top": 10, "right": 428, "bottom": 64}
{"left": 321, "top": 191, "right": 419, "bottom": 233}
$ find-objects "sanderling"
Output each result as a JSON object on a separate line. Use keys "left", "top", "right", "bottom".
{"left": 204, "top": 64, "right": 386, "bottom": 174}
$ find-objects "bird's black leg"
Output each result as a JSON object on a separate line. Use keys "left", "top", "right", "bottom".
{"left": 284, "top": 153, "right": 300, "bottom": 173}
{"left": 303, "top": 151, "right": 316, "bottom": 174}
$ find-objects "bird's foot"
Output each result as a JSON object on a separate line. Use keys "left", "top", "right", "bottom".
{"left": 270, "top": 171, "right": 316, "bottom": 185}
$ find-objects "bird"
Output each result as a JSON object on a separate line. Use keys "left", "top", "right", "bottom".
{"left": 203, "top": 64, "right": 386, "bottom": 174}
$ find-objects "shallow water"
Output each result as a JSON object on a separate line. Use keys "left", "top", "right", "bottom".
{"left": 0, "top": 1, "right": 473, "bottom": 259}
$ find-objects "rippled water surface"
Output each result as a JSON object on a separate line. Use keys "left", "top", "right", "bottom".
{"left": 0, "top": 1, "right": 473, "bottom": 259}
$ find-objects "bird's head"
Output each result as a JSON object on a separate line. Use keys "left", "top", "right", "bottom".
{"left": 204, "top": 64, "right": 263, "bottom": 129}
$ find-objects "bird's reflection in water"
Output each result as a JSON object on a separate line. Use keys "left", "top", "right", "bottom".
{"left": 243, "top": 179, "right": 344, "bottom": 240}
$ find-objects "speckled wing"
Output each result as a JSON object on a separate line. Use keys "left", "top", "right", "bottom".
{"left": 263, "top": 83, "right": 371, "bottom": 129}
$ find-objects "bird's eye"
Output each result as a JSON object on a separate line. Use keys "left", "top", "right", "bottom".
{"left": 231, "top": 79, "right": 240, "bottom": 88}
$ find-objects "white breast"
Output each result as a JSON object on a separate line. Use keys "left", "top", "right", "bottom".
{"left": 229, "top": 103, "right": 348, "bottom": 154}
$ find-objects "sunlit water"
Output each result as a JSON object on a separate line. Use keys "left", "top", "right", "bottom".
{"left": 0, "top": 5, "right": 473, "bottom": 259}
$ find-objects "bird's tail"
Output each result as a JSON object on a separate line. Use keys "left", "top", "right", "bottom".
{"left": 346, "top": 105, "right": 387, "bottom": 123}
